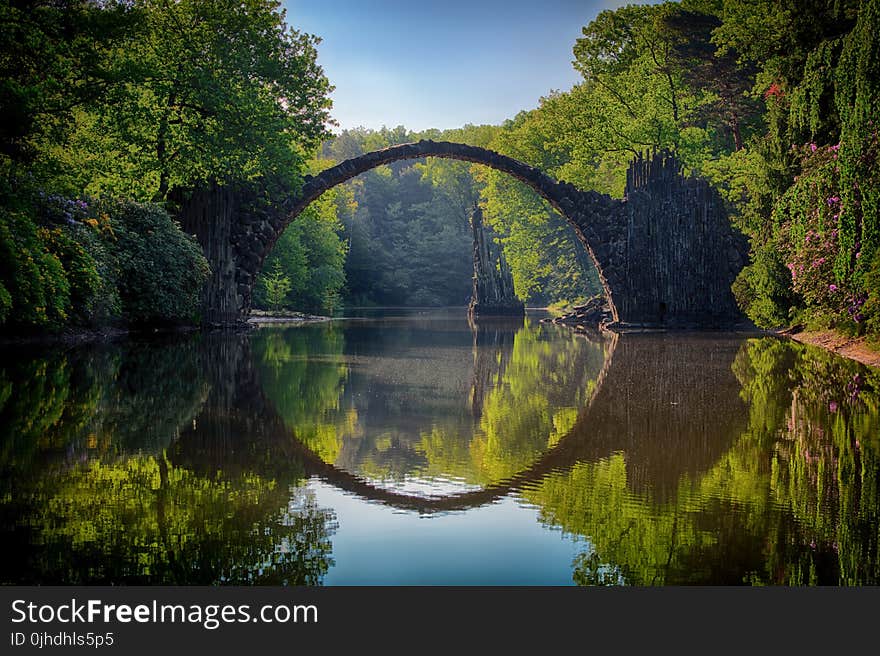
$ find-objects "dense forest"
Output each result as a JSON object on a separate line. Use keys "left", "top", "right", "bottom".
{"left": 1, "top": 0, "right": 879, "bottom": 339}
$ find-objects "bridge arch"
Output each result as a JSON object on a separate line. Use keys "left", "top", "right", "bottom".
{"left": 233, "top": 140, "right": 623, "bottom": 323}
{"left": 182, "top": 142, "right": 745, "bottom": 327}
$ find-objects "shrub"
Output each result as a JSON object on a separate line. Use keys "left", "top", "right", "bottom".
{"left": 108, "top": 200, "right": 209, "bottom": 325}
{"left": 40, "top": 226, "right": 105, "bottom": 325}
{"left": 0, "top": 207, "right": 70, "bottom": 329}
{"left": 864, "top": 253, "right": 880, "bottom": 338}
{"left": 732, "top": 241, "right": 797, "bottom": 329}
{"left": 69, "top": 221, "right": 122, "bottom": 325}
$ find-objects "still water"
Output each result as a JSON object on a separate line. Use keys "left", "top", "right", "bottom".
{"left": 1, "top": 308, "right": 878, "bottom": 585}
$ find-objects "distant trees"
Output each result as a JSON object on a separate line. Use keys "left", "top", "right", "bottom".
{"left": 316, "top": 126, "right": 475, "bottom": 308}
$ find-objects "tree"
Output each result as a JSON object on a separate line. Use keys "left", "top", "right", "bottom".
{"left": 66, "top": 0, "right": 333, "bottom": 201}
{"left": 661, "top": 7, "right": 761, "bottom": 151}
{"left": 0, "top": 0, "right": 137, "bottom": 180}
{"left": 262, "top": 260, "right": 292, "bottom": 312}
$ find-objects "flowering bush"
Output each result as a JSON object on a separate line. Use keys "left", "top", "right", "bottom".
{"left": 781, "top": 226, "right": 850, "bottom": 318}
{"left": 769, "top": 141, "right": 871, "bottom": 331}
{"left": 109, "top": 200, "right": 209, "bottom": 325}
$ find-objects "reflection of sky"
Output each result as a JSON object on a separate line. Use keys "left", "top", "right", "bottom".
{"left": 311, "top": 480, "right": 583, "bottom": 585}
{"left": 361, "top": 474, "right": 484, "bottom": 498}
{"left": 281, "top": 0, "right": 633, "bottom": 131}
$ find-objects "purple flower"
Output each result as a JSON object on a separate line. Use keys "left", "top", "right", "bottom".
{"left": 829, "top": 401, "right": 839, "bottom": 412}
{"left": 830, "top": 144, "right": 840, "bottom": 152}
{"left": 810, "top": 143, "right": 818, "bottom": 152}
{"left": 829, "top": 284, "right": 838, "bottom": 292}
{"left": 826, "top": 196, "right": 840, "bottom": 206}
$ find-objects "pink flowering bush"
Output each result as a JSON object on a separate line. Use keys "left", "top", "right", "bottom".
{"left": 772, "top": 142, "right": 866, "bottom": 330}
{"left": 781, "top": 226, "right": 847, "bottom": 315}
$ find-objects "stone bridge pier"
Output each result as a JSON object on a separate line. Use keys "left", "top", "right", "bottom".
{"left": 179, "top": 141, "right": 746, "bottom": 328}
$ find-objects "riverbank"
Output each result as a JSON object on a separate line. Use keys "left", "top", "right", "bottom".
{"left": 779, "top": 328, "right": 880, "bottom": 369}
{"left": 247, "top": 309, "right": 332, "bottom": 325}
{"left": 543, "top": 303, "right": 880, "bottom": 370}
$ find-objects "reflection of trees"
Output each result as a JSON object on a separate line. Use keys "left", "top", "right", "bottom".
{"left": 6, "top": 455, "right": 333, "bottom": 584}
{"left": 253, "top": 325, "right": 352, "bottom": 464}
{"left": 0, "top": 340, "right": 210, "bottom": 477}
{"left": 465, "top": 319, "right": 608, "bottom": 483}
{"left": 0, "top": 352, "right": 98, "bottom": 476}
{"left": 525, "top": 336, "right": 880, "bottom": 585}
{"left": 254, "top": 317, "right": 611, "bottom": 488}
{"left": 0, "top": 335, "right": 337, "bottom": 585}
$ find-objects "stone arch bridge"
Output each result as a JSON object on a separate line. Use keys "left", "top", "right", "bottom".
{"left": 176, "top": 141, "right": 746, "bottom": 327}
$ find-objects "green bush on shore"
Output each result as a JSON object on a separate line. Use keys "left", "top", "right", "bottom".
{"left": 0, "top": 196, "right": 209, "bottom": 332}
{"left": 110, "top": 200, "right": 209, "bottom": 325}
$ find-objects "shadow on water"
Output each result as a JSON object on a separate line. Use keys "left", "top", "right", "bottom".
{"left": 0, "top": 313, "right": 878, "bottom": 585}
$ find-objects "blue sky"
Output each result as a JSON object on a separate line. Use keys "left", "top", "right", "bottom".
{"left": 282, "top": 1, "right": 628, "bottom": 132}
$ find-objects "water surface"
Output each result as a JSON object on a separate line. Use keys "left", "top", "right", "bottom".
{"left": 1, "top": 308, "right": 878, "bottom": 585}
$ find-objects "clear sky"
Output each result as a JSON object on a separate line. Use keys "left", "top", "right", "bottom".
{"left": 282, "top": 0, "right": 628, "bottom": 133}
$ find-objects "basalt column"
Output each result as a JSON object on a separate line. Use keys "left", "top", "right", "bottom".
{"left": 614, "top": 151, "right": 748, "bottom": 326}
{"left": 468, "top": 205, "right": 525, "bottom": 318}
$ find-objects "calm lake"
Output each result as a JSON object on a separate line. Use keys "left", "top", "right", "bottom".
{"left": 1, "top": 308, "right": 878, "bottom": 585}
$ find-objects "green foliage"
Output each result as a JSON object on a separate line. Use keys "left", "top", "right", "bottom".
{"left": 40, "top": 226, "right": 107, "bottom": 326}
{"left": 254, "top": 191, "right": 347, "bottom": 313}
{"left": 0, "top": 193, "right": 211, "bottom": 332}
{"left": 262, "top": 260, "right": 293, "bottom": 311}
{"left": 863, "top": 253, "right": 880, "bottom": 335}
{"left": 253, "top": 325, "right": 350, "bottom": 465}
{"left": 109, "top": 200, "right": 209, "bottom": 325}
{"left": 835, "top": 0, "right": 880, "bottom": 289}
{"left": 732, "top": 240, "right": 797, "bottom": 328}
{"left": 0, "top": 0, "right": 138, "bottom": 172}
{"left": 325, "top": 127, "right": 476, "bottom": 307}
{"left": 0, "top": 207, "right": 69, "bottom": 328}
{"left": 53, "top": 0, "right": 333, "bottom": 201}
{"left": 0, "top": 282, "right": 10, "bottom": 324}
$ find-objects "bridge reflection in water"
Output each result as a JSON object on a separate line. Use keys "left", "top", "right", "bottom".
{"left": 0, "top": 312, "right": 878, "bottom": 585}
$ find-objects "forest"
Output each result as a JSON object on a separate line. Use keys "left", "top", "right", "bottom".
{"left": 1, "top": 0, "right": 879, "bottom": 340}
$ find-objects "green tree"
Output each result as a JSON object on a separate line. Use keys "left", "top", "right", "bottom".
{"left": 0, "top": 0, "right": 137, "bottom": 179}
{"left": 66, "top": 0, "right": 332, "bottom": 202}
{"left": 262, "top": 260, "right": 293, "bottom": 312}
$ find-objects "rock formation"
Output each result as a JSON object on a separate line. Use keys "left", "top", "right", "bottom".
{"left": 468, "top": 205, "right": 525, "bottom": 318}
